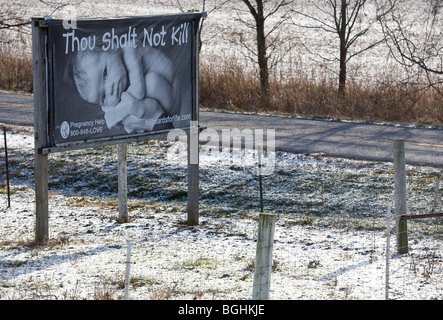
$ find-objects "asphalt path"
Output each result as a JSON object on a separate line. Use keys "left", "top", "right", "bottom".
{"left": 0, "top": 91, "right": 34, "bottom": 126}
{"left": 1, "top": 90, "right": 442, "bottom": 169}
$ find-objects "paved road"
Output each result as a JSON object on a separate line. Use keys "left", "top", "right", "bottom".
{"left": 0, "top": 91, "right": 34, "bottom": 126}
{"left": 1, "top": 91, "right": 442, "bottom": 169}
{"left": 200, "top": 111, "right": 443, "bottom": 169}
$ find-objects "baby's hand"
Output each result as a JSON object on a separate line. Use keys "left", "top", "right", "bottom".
{"left": 126, "top": 82, "right": 145, "bottom": 100}
{"left": 120, "top": 92, "right": 146, "bottom": 119}
{"left": 121, "top": 115, "right": 146, "bottom": 134}
{"left": 118, "top": 92, "right": 133, "bottom": 108}
{"left": 101, "top": 93, "right": 134, "bottom": 129}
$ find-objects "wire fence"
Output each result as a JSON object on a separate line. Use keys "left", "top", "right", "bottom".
{"left": 266, "top": 210, "right": 442, "bottom": 300}
{"left": 385, "top": 213, "right": 443, "bottom": 300}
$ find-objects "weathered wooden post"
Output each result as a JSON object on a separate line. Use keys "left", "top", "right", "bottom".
{"left": 432, "top": 172, "right": 440, "bottom": 214}
{"left": 118, "top": 143, "right": 128, "bottom": 223}
{"left": 252, "top": 212, "right": 276, "bottom": 300}
{"left": 32, "top": 18, "right": 49, "bottom": 244}
{"left": 124, "top": 240, "right": 132, "bottom": 300}
{"left": 393, "top": 139, "right": 408, "bottom": 254}
{"left": 186, "top": 15, "right": 202, "bottom": 226}
{"left": 3, "top": 126, "right": 10, "bottom": 208}
{"left": 385, "top": 206, "right": 392, "bottom": 300}
{"left": 187, "top": 121, "right": 199, "bottom": 225}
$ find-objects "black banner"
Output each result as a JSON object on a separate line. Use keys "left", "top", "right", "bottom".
{"left": 47, "top": 13, "right": 203, "bottom": 147}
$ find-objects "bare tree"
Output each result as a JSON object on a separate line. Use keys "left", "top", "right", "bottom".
{"left": 378, "top": 0, "right": 443, "bottom": 92}
{"left": 232, "top": 0, "right": 294, "bottom": 107}
{"left": 293, "top": 0, "right": 384, "bottom": 96}
{"left": 0, "top": 8, "right": 30, "bottom": 32}
{"left": 0, "top": 3, "right": 32, "bottom": 45}
{"left": 0, "top": 1, "right": 83, "bottom": 47}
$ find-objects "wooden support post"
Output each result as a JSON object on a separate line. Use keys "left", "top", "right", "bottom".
{"left": 187, "top": 121, "right": 199, "bottom": 225}
{"left": 252, "top": 212, "right": 276, "bottom": 300}
{"left": 32, "top": 18, "right": 49, "bottom": 244}
{"left": 187, "top": 17, "right": 201, "bottom": 226}
{"left": 124, "top": 241, "right": 132, "bottom": 300}
{"left": 400, "top": 213, "right": 443, "bottom": 220}
{"left": 432, "top": 173, "right": 440, "bottom": 214}
{"left": 118, "top": 143, "right": 128, "bottom": 223}
{"left": 3, "top": 127, "right": 10, "bottom": 208}
{"left": 393, "top": 139, "right": 408, "bottom": 254}
{"left": 385, "top": 206, "right": 392, "bottom": 300}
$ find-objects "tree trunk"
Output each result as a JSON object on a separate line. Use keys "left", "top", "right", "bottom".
{"left": 338, "top": 0, "right": 347, "bottom": 96}
{"left": 256, "top": 15, "right": 269, "bottom": 107}
{"left": 242, "top": 0, "right": 270, "bottom": 108}
{"left": 339, "top": 43, "right": 347, "bottom": 96}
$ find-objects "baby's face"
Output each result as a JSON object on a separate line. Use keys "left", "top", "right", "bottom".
{"left": 79, "top": 51, "right": 128, "bottom": 107}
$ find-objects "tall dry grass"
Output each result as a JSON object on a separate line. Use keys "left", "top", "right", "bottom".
{"left": 0, "top": 50, "right": 442, "bottom": 126}
{"left": 199, "top": 58, "right": 443, "bottom": 126}
{"left": 0, "top": 49, "right": 33, "bottom": 93}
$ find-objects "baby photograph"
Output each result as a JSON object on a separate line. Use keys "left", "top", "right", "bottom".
{"left": 47, "top": 13, "right": 201, "bottom": 146}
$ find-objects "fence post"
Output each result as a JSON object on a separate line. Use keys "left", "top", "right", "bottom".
{"left": 432, "top": 172, "right": 440, "bottom": 214}
{"left": 393, "top": 139, "right": 408, "bottom": 254}
{"left": 118, "top": 143, "right": 128, "bottom": 223}
{"left": 3, "top": 127, "right": 10, "bottom": 208}
{"left": 252, "top": 212, "right": 276, "bottom": 300}
{"left": 187, "top": 121, "right": 199, "bottom": 225}
{"left": 32, "top": 18, "right": 49, "bottom": 244}
{"left": 124, "top": 241, "right": 132, "bottom": 300}
{"left": 258, "top": 146, "right": 264, "bottom": 213}
{"left": 385, "top": 206, "right": 392, "bottom": 300}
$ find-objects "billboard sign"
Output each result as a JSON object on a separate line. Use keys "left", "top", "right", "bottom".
{"left": 46, "top": 13, "right": 203, "bottom": 147}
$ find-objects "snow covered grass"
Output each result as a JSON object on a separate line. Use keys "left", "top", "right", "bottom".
{"left": 0, "top": 125, "right": 442, "bottom": 300}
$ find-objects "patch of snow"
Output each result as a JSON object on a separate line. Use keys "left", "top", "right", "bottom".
{"left": 0, "top": 127, "right": 442, "bottom": 300}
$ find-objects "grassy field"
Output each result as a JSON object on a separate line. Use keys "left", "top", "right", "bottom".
{"left": 0, "top": 127, "right": 442, "bottom": 300}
